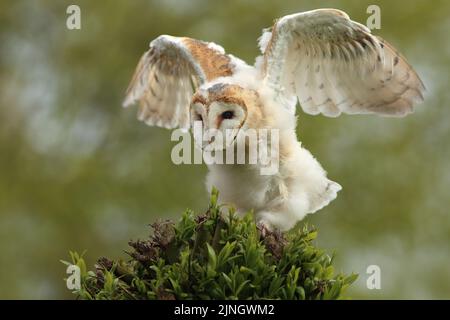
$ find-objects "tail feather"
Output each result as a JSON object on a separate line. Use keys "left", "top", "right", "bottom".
{"left": 308, "top": 179, "right": 342, "bottom": 214}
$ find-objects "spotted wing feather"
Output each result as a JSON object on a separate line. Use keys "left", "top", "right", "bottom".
{"left": 123, "top": 35, "right": 235, "bottom": 129}
{"left": 258, "top": 9, "right": 425, "bottom": 117}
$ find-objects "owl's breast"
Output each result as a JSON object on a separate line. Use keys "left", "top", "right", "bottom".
{"left": 205, "top": 164, "right": 274, "bottom": 212}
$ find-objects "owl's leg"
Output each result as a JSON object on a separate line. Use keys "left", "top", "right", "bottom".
{"left": 257, "top": 210, "right": 297, "bottom": 231}
{"left": 256, "top": 207, "right": 303, "bottom": 232}
{"left": 255, "top": 211, "right": 279, "bottom": 231}
{"left": 255, "top": 190, "right": 312, "bottom": 231}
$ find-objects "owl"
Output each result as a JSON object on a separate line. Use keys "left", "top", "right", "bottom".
{"left": 123, "top": 9, "right": 425, "bottom": 231}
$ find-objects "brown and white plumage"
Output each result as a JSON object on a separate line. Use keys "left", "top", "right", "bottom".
{"left": 123, "top": 9, "right": 425, "bottom": 230}
{"left": 123, "top": 36, "right": 239, "bottom": 128}
{"left": 258, "top": 9, "right": 425, "bottom": 117}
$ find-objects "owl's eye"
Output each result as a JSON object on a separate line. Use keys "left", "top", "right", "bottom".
{"left": 195, "top": 113, "right": 203, "bottom": 122}
{"left": 221, "top": 111, "right": 234, "bottom": 119}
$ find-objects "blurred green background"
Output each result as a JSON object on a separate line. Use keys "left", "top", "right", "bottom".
{"left": 0, "top": 0, "right": 448, "bottom": 299}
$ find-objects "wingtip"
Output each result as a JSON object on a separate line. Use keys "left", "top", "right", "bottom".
{"left": 122, "top": 95, "right": 134, "bottom": 108}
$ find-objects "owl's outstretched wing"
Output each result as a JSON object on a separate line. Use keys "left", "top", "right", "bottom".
{"left": 123, "top": 35, "right": 236, "bottom": 129}
{"left": 258, "top": 9, "right": 425, "bottom": 117}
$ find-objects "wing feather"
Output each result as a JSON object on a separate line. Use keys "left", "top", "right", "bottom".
{"left": 123, "top": 35, "right": 235, "bottom": 129}
{"left": 258, "top": 9, "right": 425, "bottom": 117}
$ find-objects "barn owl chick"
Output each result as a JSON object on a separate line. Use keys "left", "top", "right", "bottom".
{"left": 123, "top": 9, "right": 425, "bottom": 231}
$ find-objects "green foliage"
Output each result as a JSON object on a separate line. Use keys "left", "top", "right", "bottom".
{"left": 64, "top": 189, "right": 357, "bottom": 300}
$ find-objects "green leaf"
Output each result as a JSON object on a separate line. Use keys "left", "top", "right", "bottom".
{"left": 64, "top": 189, "right": 357, "bottom": 300}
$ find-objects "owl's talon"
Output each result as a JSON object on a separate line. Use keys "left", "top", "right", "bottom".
{"left": 256, "top": 221, "right": 271, "bottom": 238}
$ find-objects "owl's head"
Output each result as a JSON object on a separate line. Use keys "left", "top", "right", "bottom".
{"left": 190, "top": 83, "right": 262, "bottom": 150}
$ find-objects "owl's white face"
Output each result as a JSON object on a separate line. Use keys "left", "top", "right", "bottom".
{"left": 190, "top": 100, "right": 247, "bottom": 150}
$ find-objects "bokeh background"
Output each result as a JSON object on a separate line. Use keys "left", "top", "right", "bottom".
{"left": 0, "top": 0, "right": 448, "bottom": 299}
